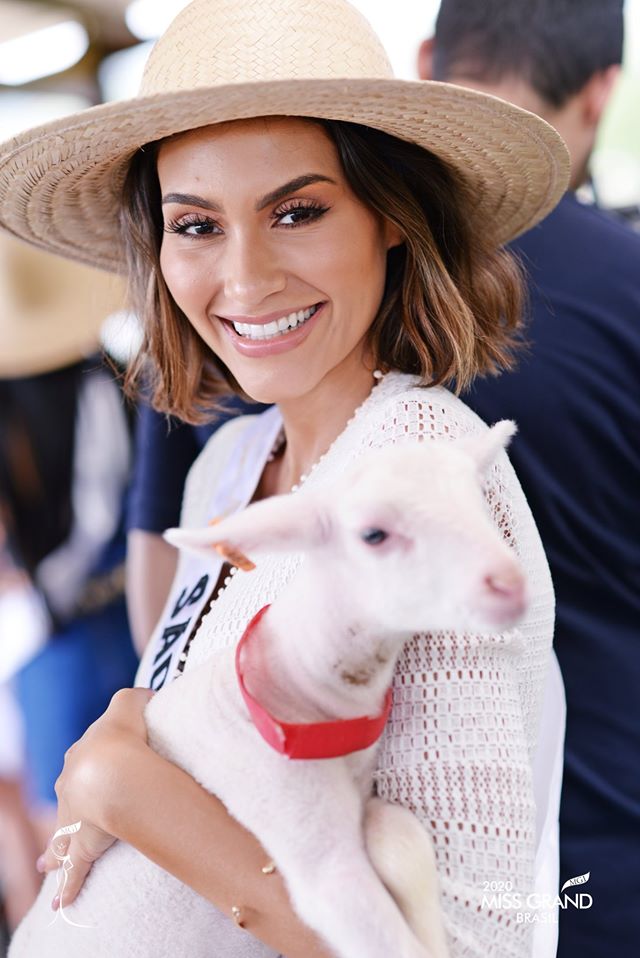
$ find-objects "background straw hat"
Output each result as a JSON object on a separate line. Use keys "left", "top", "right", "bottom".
{"left": 0, "top": 233, "right": 124, "bottom": 377}
{"left": 0, "top": 0, "right": 569, "bottom": 274}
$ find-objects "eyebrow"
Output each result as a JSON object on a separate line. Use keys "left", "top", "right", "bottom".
{"left": 161, "top": 174, "right": 337, "bottom": 213}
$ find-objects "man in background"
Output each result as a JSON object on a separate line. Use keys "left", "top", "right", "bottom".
{"left": 419, "top": 2, "right": 640, "bottom": 955}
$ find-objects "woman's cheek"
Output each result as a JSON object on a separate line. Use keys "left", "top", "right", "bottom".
{"left": 160, "top": 248, "right": 201, "bottom": 318}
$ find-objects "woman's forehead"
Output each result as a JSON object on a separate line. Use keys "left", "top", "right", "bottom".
{"left": 157, "top": 116, "right": 340, "bottom": 177}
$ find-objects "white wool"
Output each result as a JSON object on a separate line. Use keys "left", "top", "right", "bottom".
{"left": 10, "top": 373, "right": 554, "bottom": 958}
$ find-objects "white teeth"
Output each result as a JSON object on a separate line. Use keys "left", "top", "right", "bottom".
{"left": 232, "top": 304, "right": 319, "bottom": 340}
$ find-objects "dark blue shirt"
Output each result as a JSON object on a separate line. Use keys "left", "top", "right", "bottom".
{"left": 127, "top": 398, "right": 262, "bottom": 532}
{"left": 465, "top": 193, "right": 640, "bottom": 955}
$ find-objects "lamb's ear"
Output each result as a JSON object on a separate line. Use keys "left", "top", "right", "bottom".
{"left": 164, "top": 489, "right": 329, "bottom": 567}
{"left": 460, "top": 420, "right": 517, "bottom": 473}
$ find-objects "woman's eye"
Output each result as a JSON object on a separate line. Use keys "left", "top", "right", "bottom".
{"left": 164, "top": 216, "right": 220, "bottom": 237}
{"left": 274, "top": 203, "right": 328, "bottom": 228}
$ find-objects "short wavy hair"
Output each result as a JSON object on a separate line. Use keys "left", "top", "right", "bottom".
{"left": 121, "top": 118, "right": 525, "bottom": 423}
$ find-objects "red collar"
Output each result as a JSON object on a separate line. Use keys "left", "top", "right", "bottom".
{"left": 235, "top": 605, "right": 393, "bottom": 760}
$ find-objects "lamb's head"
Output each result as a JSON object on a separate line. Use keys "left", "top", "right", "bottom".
{"left": 166, "top": 420, "right": 527, "bottom": 635}
{"left": 329, "top": 421, "right": 527, "bottom": 633}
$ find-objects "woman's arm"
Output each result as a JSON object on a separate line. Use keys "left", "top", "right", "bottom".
{"left": 43, "top": 690, "right": 333, "bottom": 958}
{"left": 125, "top": 529, "right": 177, "bottom": 655}
{"left": 101, "top": 736, "right": 332, "bottom": 957}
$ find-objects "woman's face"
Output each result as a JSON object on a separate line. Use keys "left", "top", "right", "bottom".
{"left": 157, "top": 117, "right": 401, "bottom": 404}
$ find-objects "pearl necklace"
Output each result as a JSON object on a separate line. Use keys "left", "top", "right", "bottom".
{"left": 175, "top": 370, "right": 385, "bottom": 676}
{"left": 289, "top": 369, "right": 384, "bottom": 493}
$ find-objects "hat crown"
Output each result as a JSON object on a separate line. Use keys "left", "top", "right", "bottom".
{"left": 140, "top": 0, "right": 394, "bottom": 95}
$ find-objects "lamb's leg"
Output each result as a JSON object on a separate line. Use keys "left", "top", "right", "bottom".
{"left": 364, "top": 797, "right": 449, "bottom": 958}
{"left": 273, "top": 836, "right": 431, "bottom": 958}
{"left": 290, "top": 847, "right": 430, "bottom": 958}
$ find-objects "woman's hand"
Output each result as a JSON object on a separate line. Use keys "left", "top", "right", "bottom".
{"left": 37, "top": 687, "right": 155, "bottom": 910}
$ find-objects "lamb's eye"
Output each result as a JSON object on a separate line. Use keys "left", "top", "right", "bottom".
{"left": 360, "top": 528, "right": 389, "bottom": 546}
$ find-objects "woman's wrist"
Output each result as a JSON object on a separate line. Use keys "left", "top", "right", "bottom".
{"left": 99, "top": 741, "right": 333, "bottom": 956}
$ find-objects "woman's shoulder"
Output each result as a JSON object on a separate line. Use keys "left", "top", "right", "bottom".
{"left": 362, "top": 371, "right": 495, "bottom": 446}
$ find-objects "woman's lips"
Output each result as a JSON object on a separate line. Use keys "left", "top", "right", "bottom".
{"left": 217, "top": 301, "right": 326, "bottom": 357}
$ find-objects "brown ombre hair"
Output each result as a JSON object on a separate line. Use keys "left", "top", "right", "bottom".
{"left": 121, "top": 118, "right": 525, "bottom": 422}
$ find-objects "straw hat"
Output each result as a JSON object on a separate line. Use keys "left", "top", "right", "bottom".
{"left": 0, "top": 233, "right": 124, "bottom": 377}
{"left": 0, "top": 0, "right": 569, "bottom": 274}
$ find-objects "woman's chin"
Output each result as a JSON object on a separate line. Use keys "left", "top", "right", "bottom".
{"left": 231, "top": 373, "right": 302, "bottom": 407}
{"left": 223, "top": 361, "right": 325, "bottom": 407}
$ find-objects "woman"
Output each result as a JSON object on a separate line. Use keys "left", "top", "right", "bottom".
{"left": 0, "top": 0, "right": 568, "bottom": 955}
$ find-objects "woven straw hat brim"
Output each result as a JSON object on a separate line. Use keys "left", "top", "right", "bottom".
{"left": 0, "top": 77, "right": 569, "bottom": 274}
{"left": 0, "top": 234, "right": 125, "bottom": 377}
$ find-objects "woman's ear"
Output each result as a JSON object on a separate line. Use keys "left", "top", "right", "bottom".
{"left": 384, "top": 219, "right": 404, "bottom": 251}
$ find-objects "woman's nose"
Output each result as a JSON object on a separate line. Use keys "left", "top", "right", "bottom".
{"left": 222, "top": 231, "right": 286, "bottom": 306}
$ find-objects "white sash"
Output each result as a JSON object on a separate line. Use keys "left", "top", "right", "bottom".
{"left": 134, "top": 407, "right": 283, "bottom": 691}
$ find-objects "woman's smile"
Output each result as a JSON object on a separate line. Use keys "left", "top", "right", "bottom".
{"left": 216, "top": 301, "right": 327, "bottom": 358}
{"left": 222, "top": 302, "right": 322, "bottom": 341}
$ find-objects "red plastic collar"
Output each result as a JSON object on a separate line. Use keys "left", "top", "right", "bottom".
{"left": 235, "top": 605, "right": 393, "bottom": 760}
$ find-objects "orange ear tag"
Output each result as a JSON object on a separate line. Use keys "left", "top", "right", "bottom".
{"left": 214, "top": 543, "right": 256, "bottom": 572}
{"left": 208, "top": 518, "right": 256, "bottom": 572}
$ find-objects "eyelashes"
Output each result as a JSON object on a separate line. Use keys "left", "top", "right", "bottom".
{"left": 163, "top": 199, "right": 330, "bottom": 237}
{"left": 163, "top": 213, "right": 218, "bottom": 237}
{"left": 271, "top": 199, "right": 329, "bottom": 228}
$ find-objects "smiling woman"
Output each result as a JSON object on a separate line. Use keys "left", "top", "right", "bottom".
{"left": 0, "top": 0, "right": 569, "bottom": 956}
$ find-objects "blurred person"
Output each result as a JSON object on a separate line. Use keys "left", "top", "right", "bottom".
{"left": 0, "top": 236, "right": 139, "bottom": 855}
{"left": 0, "top": 526, "right": 42, "bottom": 936}
{"left": 0, "top": 716, "right": 41, "bottom": 935}
{"left": 420, "top": 2, "right": 640, "bottom": 955}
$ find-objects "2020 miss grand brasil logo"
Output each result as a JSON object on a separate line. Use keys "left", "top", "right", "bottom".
{"left": 480, "top": 872, "right": 593, "bottom": 924}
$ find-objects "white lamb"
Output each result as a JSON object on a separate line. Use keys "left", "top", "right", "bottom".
{"left": 10, "top": 421, "right": 527, "bottom": 958}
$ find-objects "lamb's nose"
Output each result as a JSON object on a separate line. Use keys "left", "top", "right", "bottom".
{"left": 485, "top": 572, "right": 524, "bottom": 598}
{"left": 482, "top": 569, "right": 528, "bottom": 622}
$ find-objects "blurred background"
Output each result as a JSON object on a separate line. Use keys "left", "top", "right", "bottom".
{"left": 0, "top": 0, "right": 639, "bottom": 952}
